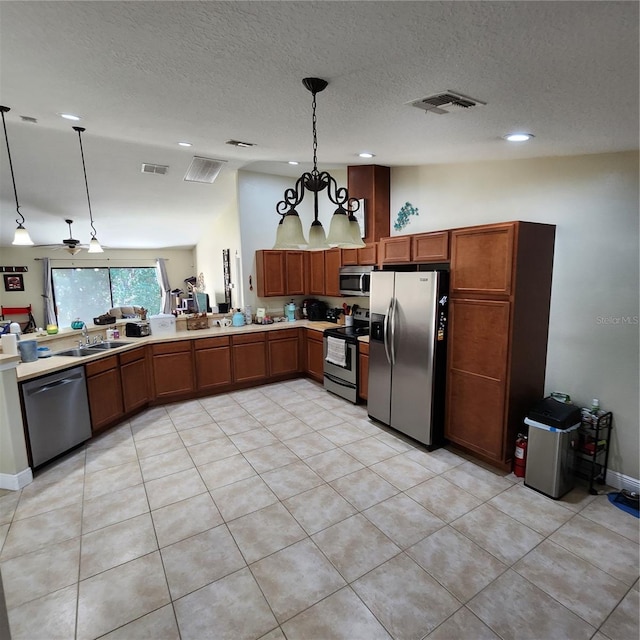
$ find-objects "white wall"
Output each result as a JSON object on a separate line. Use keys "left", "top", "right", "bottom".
{"left": 0, "top": 246, "right": 196, "bottom": 327}
{"left": 392, "top": 151, "right": 639, "bottom": 482}
{"left": 193, "top": 171, "right": 242, "bottom": 310}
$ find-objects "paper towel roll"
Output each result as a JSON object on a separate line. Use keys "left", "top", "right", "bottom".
{"left": 1, "top": 333, "right": 19, "bottom": 355}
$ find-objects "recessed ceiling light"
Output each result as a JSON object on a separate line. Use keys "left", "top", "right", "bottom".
{"left": 288, "top": 161, "right": 299, "bottom": 165}
{"left": 504, "top": 133, "right": 534, "bottom": 142}
{"left": 358, "top": 152, "right": 375, "bottom": 158}
{"left": 60, "top": 113, "right": 81, "bottom": 121}
{"left": 178, "top": 142, "right": 192, "bottom": 147}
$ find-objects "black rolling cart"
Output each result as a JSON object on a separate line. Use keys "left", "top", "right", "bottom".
{"left": 574, "top": 411, "right": 613, "bottom": 495}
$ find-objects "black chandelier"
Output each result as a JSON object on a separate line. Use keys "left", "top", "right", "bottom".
{"left": 274, "top": 78, "right": 364, "bottom": 250}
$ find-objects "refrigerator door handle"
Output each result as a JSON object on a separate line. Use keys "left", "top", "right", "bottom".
{"left": 390, "top": 296, "right": 397, "bottom": 365}
{"left": 383, "top": 299, "right": 392, "bottom": 365}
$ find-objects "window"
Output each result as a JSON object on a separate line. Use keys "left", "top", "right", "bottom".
{"left": 52, "top": 267, "right": 161, "bottom": 328}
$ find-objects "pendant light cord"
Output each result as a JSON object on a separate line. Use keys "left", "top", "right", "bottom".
{"left": 0, "top": 106, "right": 25, "bottom": 226}
{"left": 73, "top": 126, "right": 97, "bottom": 239}
{"left": 311, "top": 90, "right": 318, "bottom": 175}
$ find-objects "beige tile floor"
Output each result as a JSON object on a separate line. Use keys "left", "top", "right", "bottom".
{"left": 1, "top": 378, "right": 638, "bottom": 640}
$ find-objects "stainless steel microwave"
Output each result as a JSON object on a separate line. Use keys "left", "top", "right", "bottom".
{"left": 339, "top": 266, "right": 373, "bottom": 296}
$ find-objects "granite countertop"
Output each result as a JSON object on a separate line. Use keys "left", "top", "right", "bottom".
{"left": 14, "top": 320, "right": 335, "bottom": 382}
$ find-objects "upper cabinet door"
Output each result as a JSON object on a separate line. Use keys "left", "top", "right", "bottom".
{"left": 450, "top": 223, "right": 515, "bottom": 297}
{"left": 379, "top": 236, "right": 412, "bottom": 264}
{"left": 256, "top": 250, "right": 286, "bottom": 297}
{"left": 308, "top": 251, "right": 325, "bottom": 295}
{"left": 411, "top": 232, "right": 449, "bottom": 262}
{"left": 285, "top": 251, "right": 306, "bottom": 295}
{"left": 324, "top": 248, "right": 341, "bottom": 297}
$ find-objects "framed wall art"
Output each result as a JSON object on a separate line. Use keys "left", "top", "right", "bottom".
{"left": 3, "top": 274, "right": 24, "bottom": 292}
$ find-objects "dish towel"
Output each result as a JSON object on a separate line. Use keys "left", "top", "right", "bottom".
{"left": 326, "top": 336, "right": 347, "bottom": 368}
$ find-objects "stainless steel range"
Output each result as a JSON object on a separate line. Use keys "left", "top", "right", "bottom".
{"left": 323, "top": 308, "right": 369, "bottom": 403}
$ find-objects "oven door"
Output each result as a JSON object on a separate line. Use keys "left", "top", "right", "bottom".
{"left": 323, "top": 336, "right": 358, "bottom": 403}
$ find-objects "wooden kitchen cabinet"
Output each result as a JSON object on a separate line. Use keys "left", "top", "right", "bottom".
{"left": 305, "top": 329, "right": 324, "bottom": 383}
{"left": 411, "top": 231, "right": 449, "bottom": 262}
{"left": 358, "top": 243, "right": 378, "bottom": 265}
{"left": 379, "top": 231, "right": 449, "bottom": 266}
{"left": 340, "top": 248, "right": 359, "bottom": 266}
{"left": 342, "top": 244, "right": 378, "bottom": 266}
{"left": 151, "top": 341, "right": 195, "bottom": 401}
{"left": 256, "top": 249, "right": 308, "bottom": 297}
{"left": 324, "top": 248, "right": 341, "bottom": 296}
{"left": 308, "top": 248, "right": 341, "bottom": 296}
{"left": 232, "top": 333, "right": 267, "bottom": 383}
{"left": 445, "top": 221, "right": 556, "bottom": 469}
{"left": 450, "top": 223, "right": 515, "bottom": 297}
{"left": 86, "top": 355, "right": 124, "bottom": 434}
{"left": 256, "top": 250, "right": 286, "bottom": 297}
{"left": 379, "top": 236, "right": 411, "bottom": 264}
{"left": 358, "top": 340, "right": 369, "bottom": 401}
{"left": 308, "top": 251, "right": 325, "bottom": 296}
{"left": 119, "top": 347, "right": 149, "bottom": 413}
{"left": 195, "top": 336, "right": 232, "bottom": 391}
{"left": 267, "top": 328, "right": 300, "bottom": 377}
{"left": 286, "top": 251, "right": 306, "bottom": 295}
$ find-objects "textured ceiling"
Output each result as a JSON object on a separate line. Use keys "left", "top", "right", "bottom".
{"left": 0, "top": 0, "right": 638, "bottom": 249}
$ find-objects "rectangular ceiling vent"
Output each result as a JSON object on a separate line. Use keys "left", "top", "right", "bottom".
{"left": 141, "top": 163, "right": 168, "bottom": 175}
{"left": 184, "top": 156, "right": 227, "bottom": 184}
{"left": 408, "top": 91, "right": 486, "bottom": 115}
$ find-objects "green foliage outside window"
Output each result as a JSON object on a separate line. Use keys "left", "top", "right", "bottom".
{"left": 52, "top": 267, "right": 161, "bottom": 328}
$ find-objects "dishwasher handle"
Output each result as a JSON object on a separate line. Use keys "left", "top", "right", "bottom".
{"left": 27, "top": 374, "right": 82, "bottom": 396}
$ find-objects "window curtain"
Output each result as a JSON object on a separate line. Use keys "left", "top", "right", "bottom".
{"left": 156, "top": 258, "right": 172, "bottom": 314}
{"left": 42, "top": 257, "right": 57, "bottom": 325}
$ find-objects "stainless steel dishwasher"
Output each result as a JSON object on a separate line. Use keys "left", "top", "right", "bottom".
{"left": 21, "top": 366, "right": 92, "bottom": 468}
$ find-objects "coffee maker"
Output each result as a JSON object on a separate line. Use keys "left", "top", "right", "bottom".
{"left": 302, "top": 299, "right": 317, "bottom": 319}
{"left": 306, "top": 300, "right": 328, "bottom": 321}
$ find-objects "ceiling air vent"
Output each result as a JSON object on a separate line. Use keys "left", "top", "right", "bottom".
{"left": 408, "top": 91, "right": 486, "bottom": 115}
{"left": 184, "top": 156, "right": 226, "bottom": 184}
{"left": 141, "top": 163, "right": 169, "bottom": 175}
{"left": 226, "top": 139, "right": 255, "bottom": 148}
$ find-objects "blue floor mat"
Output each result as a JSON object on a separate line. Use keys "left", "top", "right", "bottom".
{"left": 608, "top": 492, "right": 639, "bottom": 518}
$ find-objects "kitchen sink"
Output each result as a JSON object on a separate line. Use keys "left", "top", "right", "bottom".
{"left": 55, "top": 348, "right": 96, "bottom": 357}
{"left": 86, "top": 341, "right": 131, "bottom": 350}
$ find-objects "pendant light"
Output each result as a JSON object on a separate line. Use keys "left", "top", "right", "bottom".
{"left": 274, "top": 78, "right": 360, "bottom": 250}
{"left": 1, "top": 106, "right": 34, "bottom": 246}
{"left": 73, "top": 126, "right": 103, "bottom": 253}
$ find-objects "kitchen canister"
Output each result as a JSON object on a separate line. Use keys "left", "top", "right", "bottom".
{"left": 1, "top": 333, "right": 19, "bottom": 355}
{"left": 17, "top": 339, "right": 38, "bottom": 363}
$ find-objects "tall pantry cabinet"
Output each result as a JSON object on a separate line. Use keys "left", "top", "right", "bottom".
{"left": 445, "top": 221, "right": 555, "bottom": 470}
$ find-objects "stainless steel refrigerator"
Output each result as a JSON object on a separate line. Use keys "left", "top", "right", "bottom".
{"left": 368, "top": 270, "right": 448, "bottom": 447}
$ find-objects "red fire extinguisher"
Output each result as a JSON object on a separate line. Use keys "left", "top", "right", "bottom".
{"left": 514, "top": 433, "right": 528, "bottom": 478}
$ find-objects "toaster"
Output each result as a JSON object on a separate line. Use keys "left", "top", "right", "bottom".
{"left": 125, "top": 322, "right": 150, "bottom": 337}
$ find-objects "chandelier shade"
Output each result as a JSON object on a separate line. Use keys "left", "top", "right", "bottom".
{"left": 273, "top": 78, "right": 359, "bottom": 250}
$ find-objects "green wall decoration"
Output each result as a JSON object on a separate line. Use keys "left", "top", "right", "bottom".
{"left": 394, "top": 202, "right": 419, "bottom": 231}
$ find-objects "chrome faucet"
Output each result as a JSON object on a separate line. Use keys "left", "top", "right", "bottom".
{"left": 82, "top": 323, "right": 90, "bottom": 345}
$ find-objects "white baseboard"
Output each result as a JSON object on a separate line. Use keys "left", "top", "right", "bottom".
{"left": 0, "top": 467, "right": 33, "bottom": 491}
{"left": 605, "top": 469, "right": 640, "bottom": 493}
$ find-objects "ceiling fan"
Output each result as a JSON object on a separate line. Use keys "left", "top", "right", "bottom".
{"left": 36, "top": 219, "right": 89, "bottom": 255}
